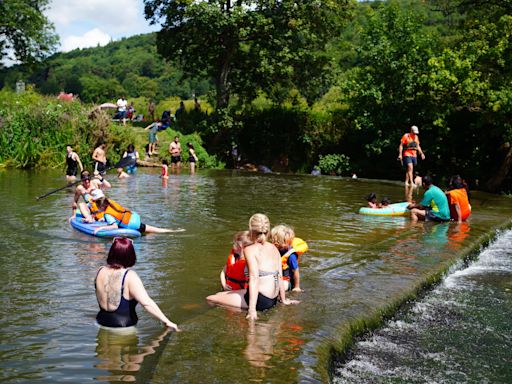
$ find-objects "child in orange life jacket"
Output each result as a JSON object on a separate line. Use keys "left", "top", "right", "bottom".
{"left": 271, "top": 225, "right": 306, "bottom": 292}
{"left": 220, "top": 231, "right": 252, "bottom": 291}
{"left": 90, "top": 189, "right": 183, "bottom": 234}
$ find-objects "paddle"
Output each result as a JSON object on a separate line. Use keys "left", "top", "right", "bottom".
{"left": 36, "top": 156, "right": 136, "bottom": 200}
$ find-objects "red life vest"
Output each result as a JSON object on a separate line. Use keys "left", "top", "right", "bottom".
{"left": 225, "top": 250, "right": 248, "bottom": 290}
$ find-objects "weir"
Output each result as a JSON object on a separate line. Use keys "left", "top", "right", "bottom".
{"left": 0, "top": 169, "right": 510, "bottom": 383}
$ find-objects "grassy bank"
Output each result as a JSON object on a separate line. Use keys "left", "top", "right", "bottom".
{"left": 0, "top": 89, "right": 222, "bottom": 171}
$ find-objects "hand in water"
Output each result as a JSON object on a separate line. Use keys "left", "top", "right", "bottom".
{"left": 282, "top": 298, "right": 300, "bottom": 305}
{"left": 246, "top": 310, "right": 258, "bottom": 321}
{"left": 292, "top": 287, "right": 303, "bottom": 293}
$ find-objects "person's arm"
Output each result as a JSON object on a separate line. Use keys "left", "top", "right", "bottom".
{"left": 72, "top": 185, "right": 84, "bottom": 210}
{"left": 245, "top": 250, "right": 259, "bottom": 321}
{"left": 92, "top": 148, "right": 101, "bottom": 163}
{"left": 128, "top": 271, "right": 179, "bottom": 331}
{"left": 454, "top": 202, "right": 462, "bottom": 223}
{"left": 417, "top": 140, "right": 425, "bottom": 160}
{"left": 220, "top": 267, "right": 230, "bottom": 291}
{"left": 123, "top": 152, "right": 127, "bottom": 158}
{"left": 398, "top": 141, "right": 403, "bottom": 160}
{"left": 278, "top": 251, "right": 299, "bottom": 305}
{"left": 93, "top": 214, "right": 118, "bottom": 233}
{"left": 292, "top": 268, "right": 301, "bottom": 292}
{"left": 74, "top": 153, "right": 84, "bottom": 172}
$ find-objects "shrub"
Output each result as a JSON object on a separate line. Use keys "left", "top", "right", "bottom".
{"left": 318, "top": 153, "right": 351, "bottom": 176}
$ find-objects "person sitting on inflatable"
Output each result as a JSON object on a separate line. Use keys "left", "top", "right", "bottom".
{"left": 89, "top": 189, "right": 184, "bottom": 234}
{"left": 220, "top": 231, "right": 252, "bottom": 291}
{"left": 366, "top": 192, "right": 378, "bottom": 208}
{"left": 380, "top": 197, "right": 391, "bottom": 208}
{"left": 271, "top": 224, "right": 308, "bottom": 292}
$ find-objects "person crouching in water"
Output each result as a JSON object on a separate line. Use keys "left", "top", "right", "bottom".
{"left": 95, "top": 237, "right": 179, "bottom": 330}
{"left": 271, "top": 224, "right": 307, "bottom": 292}
{"left": 220, "top": 231, "right": 252, "bottom": 291}
{"left": 207, "top": 213, "right": 299, "bottom": 320}
{"left": 89, "top": 189, "right": 184, "bottom": 234}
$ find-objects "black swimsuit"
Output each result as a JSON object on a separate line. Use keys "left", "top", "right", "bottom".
{"left": 95, "top": 269, "right": 138, "bottom": 327}
{"left": 66, "top": 153, "right": 78, "bottom": 176}
{"left": 244, "top": 270, "right": 279, "bottom": 311}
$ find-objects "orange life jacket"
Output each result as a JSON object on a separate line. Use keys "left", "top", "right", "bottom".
{"left": 281, "top": 237, "right": 308, "bottom": 279}
{"left": 402, "top": 133, "right": 419, "bottom": 157}
{"left": 225, "top": 249, "right": 248, "bottom": 290}
{"left": 92, "top": 199, "right": 132, "bottom": 225}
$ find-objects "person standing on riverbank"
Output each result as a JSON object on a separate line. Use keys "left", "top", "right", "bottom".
{"left": 398, "top": 125, "right": 425, "bottom": 187}
{"left": 65, "top": 144, "right": 83, "bottom": 183}
{"left": 407, "top": 175, "right": 450, "bottom": 222}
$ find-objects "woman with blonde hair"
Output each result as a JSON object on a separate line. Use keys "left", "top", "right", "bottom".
{"left": 206, "top": 213, "right": 299, "bottom": 320}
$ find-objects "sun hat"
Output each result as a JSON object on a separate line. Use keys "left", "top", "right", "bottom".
{"left": 411, "top": 125, "right": 419, "bottom": 134}
{"left": 90, "top": 189, "right": 105, "bottom": 201}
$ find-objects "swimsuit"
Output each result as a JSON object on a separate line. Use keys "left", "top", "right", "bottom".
{"left": 66, "top": 153, "right": 78, "bottom": 176}
{"left": 95, "top": 161, "right": 107, "bottom": 175}
{"left": 243, "top": 270, "right": 279, "bottom": 311}
{"left": 95, "top": 269, "right": 138, "bottom": 327}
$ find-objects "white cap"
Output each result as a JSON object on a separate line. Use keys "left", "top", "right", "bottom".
{"left": 90, "top": 189, "right": 105, "bottom": 201}
{"left": 411, "top": 125, "right": 419, "bottom": 134}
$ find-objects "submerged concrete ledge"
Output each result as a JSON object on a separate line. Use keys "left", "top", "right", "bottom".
{"left": 325, "top": 219, "right": 512, "bottom": 382}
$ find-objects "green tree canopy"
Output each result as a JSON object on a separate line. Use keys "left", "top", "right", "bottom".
{"left": 0, "top": 0, "right": 58, "bottom": 67}
{"left": 144, "top": 0, "right": 354, "bottom": 108}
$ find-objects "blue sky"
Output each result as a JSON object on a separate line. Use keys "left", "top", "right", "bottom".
{"left": 45, "top": 0, "right": 160, "bottom": 52}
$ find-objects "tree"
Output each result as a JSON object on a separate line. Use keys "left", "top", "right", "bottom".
{"left": 144, "top": 0, "right": 353, "bottom": 109}
{"left": 0, "top": 0, "right": 58, "bottom": 67}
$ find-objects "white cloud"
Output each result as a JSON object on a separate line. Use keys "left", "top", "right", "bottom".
{"left": 45, "top": 0, "right": 159, "bottom": 51}
{"left": 61, "top": 28, "right": 112, "bottom": 52}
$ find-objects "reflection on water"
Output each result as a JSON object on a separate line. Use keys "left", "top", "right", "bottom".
{"left": 1, "top": 169, "right": 511, "bottom": 382}
{"left": 95, "top": 327, "right": 171, "bottom": 382}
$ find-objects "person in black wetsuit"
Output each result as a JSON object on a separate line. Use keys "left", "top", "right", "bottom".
{"left": 206, "top": 213, "right": 299, "bottom": 321}
{"left": 65, "top": 144, "right": 83, "bottom": 183}
{"left": 95, "top": 237, "right": 179, "bottom": 330}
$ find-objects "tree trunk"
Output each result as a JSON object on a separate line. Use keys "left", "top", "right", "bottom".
{"left": 486, "top": 144, "right": 512, "bottom": 192}
{"left": 215, "top": 60, "right": 231, "bottom": 109}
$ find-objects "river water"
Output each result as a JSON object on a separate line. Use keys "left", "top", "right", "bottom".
{"left": 0, "top": 169, "right": 510, "bottom": 383}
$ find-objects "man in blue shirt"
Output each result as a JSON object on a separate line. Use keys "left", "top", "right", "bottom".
{"left": 407, "top": 175, "right": 450, "bottom": 222}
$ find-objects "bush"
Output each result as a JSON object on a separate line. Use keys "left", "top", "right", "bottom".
{"left": 318, "top": 153, "right": 351, "bottom": 176}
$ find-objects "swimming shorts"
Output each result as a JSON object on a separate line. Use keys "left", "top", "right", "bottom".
{"left": 426, "top": 208, "right": 450, "bottom": 222}
{"left": 403, "top": 156, "right": 417, "bottom": 166}
{"left": 171, "top": 156, "right": 181, "bottom": 164}
{"left": 244, "top": 290, "right": 278, "bottom": 311}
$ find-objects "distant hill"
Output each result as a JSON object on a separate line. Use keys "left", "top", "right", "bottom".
{"left": 0, "top": 33, "right": 212, "bottom": 103}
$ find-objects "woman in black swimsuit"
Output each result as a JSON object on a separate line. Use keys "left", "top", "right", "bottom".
{"left": 206, "top": 213, "right": 299, "bottom": 320}
{"left": 95, "top": 237, "right": 179, "bottom": 330}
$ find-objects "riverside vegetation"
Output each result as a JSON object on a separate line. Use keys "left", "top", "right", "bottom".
{"left": 1, "top": 0, "right": 511, "bottom": 192}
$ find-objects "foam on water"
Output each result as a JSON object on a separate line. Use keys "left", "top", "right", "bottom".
{"left": 334, "top": 229, "right": 512, "bottom": 384}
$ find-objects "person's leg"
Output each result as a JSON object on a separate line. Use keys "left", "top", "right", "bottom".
{"left": 144, "top": 224, "right": 185, "bottom": 233}
{"left": 206, "top": 290, "right": 248, "bottom": 309}
{"left": 410, "top": 208, "right": 426, "bottom": 222}
{"left": 190, "top": 162, "right": 195, "bottom": 174}
{"left": 78, "top": 202, "right": 94, "bottom": 222}
{"left": 406, "top": 162, "right": 414, "bottom": 185}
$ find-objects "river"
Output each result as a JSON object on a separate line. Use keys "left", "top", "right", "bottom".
{"left": 0, "top": 169, "right": 510, "bottom": 383}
